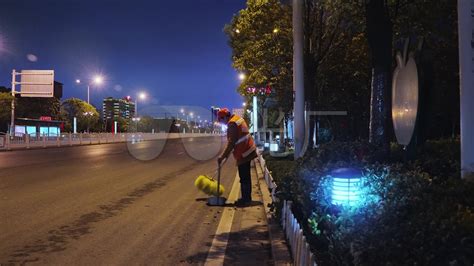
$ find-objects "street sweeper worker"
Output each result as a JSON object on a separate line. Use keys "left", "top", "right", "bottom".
{"left": 217, "top": 108, "right": 257, "bottom": 206}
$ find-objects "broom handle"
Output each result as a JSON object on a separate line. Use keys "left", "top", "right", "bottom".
{"left": 216, "top": 158, "right": 227, "bottom": 196}
{"left": 217, "top": 162, "right": 220, "bottom": 196}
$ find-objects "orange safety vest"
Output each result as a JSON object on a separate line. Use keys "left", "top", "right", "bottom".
{"left": 228, "top": 115, "right": 256, "bottom": 162}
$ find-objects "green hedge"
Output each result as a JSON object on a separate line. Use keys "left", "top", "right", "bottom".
{"left": 264, "top": 139, "right": 474, "bottom": 265}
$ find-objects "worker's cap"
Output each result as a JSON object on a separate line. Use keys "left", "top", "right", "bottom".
{"left": 217, "top": 108, "right": 231, "bottom": 119}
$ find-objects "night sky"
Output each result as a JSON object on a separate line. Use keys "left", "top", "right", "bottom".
{"left": 0, "top": 0, "right": 246, "bottom": 117}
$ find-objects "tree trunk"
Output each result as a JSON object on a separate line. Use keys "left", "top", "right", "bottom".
{"left": 366, "top": 0, "right": 392, "bottom": 156}
{"left": 304, "top": 52, "right": 317, "bottom": 149}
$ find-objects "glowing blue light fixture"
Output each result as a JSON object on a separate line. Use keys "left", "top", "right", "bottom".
{"left": 331, "top": 168, "right": 363, "bottom": 207}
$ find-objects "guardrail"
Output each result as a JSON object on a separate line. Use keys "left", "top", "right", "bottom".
{"left": 257, "top": 155, "right": 317, "bottom": 266}
{"left": 0, "top": 132, "right": 219, "bottom": 151}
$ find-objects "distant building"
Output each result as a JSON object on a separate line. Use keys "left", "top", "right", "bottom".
{"left": 102, "top": 97, "right": 136, "bottom": 121}
{"left": 53, "top": 81, "right": 63, "bottom": 99}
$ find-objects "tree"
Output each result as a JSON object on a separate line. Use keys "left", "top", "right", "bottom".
{"left": 16, "top": 97, "right": 61, "bottom": 120}
{"left": 364, "top": 0, "right": 394, "bottom": 155}
{"left": 0, "top": 92, "right": 14, "bottom": 133}
{"left": 115, "top": 117, "right": 130, "bottom": 133}
{"left": 226, "top": 0, "right": 460, "bottom": 150}
{"left": 1, "top": 86, "right": 61, "bottom": 132}
{"left": 302, "top": 0, "right": 366, "bottom": 147}
{"left": 224, "top": 0, "right": 293, "bottom": 118}
{"left": 317, "top": 28, "right": 371, "bottom": 141}
{"left": 364, "top": 0, "right": 460, "bottom": 152}
{"left": 61, "top": 98, "right": 99, "bottom": 132}
{"left": 392, "top": 0, "right": 459, "bottom": 140}
{"left": 137, "top": 115, "right": 157, "bottom": 133}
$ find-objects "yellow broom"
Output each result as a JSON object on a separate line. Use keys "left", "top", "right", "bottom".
{"left": 194, "top": 159, "right": 227, "bottom": 203}
{"left": 194, "top": 174, "right": 225, "bottom": 196}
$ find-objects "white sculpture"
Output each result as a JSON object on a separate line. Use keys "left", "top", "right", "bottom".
{"left": 392, "top": 40, "right": 419, "bottom": 146}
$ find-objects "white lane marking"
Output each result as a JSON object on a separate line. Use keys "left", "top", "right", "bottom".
{"left": 204, "top": 172, "right": 240, "bottom": 266}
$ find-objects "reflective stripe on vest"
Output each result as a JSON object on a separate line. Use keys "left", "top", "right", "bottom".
{"left": 242, "top": 145, "right": 256, "bottom": 158}
{"left": 228, "top": 114, "right": 255, "bottom": 161}
{"left": 235, "top": 134, "right": 250, "bottom": 145}
{"left": 235, "top": 118, "right": 245, "bottom": 126}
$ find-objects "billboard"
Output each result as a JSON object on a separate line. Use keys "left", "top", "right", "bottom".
{"left": 19, "top": 70, "right": 54, "bottom": 97}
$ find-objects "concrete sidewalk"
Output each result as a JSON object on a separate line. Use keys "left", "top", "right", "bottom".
{"left": 214, "top": 160, "right": 292, "bottom": 265}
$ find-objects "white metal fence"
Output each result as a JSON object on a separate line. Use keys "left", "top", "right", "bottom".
{"left": 0, "top": 132, "right": 219, "bottom": 151}
{"left": 257, "top": 155, "right": 317, "bottom": 266}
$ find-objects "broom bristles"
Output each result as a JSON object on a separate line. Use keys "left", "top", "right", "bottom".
{"left": 195, "top": 175, "right": 225, "bottom": 196}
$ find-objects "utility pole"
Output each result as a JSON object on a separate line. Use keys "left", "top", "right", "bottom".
{"left": 458, "top": 0, "right": 474, "bottom": 181}
{"left": 293, "top": 0, "right": 305, "bottom": 159}
{"left": 10, "top": 70, "right": 16, "bottom": 135}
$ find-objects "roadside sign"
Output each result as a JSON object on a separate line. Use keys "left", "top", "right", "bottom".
{"left": 19, "top": 70, "right": 54, "bottom": 97}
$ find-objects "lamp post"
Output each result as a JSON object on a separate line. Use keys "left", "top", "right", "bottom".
{"left": 132, "top": 117, "right": 141, "bottom": 132}
{"left": 76, "top": 75, "right": 103, "bottom": 104}
{"left": 135, "top": 92, "right": 147, "bottom": 117}
{"left": 83, "top": 111, "right": 94, "bottom": 133}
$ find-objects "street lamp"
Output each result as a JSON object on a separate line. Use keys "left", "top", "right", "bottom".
{"left": 177, "top": 108, "right": 183, "bottom": 121}
{"left": 94, "top": 76, "right": 103, "bottom": 84}
{"left": 135, "top": 91, "right": 147, "bottom": 117}
{"left": 83, "top": 111, "right": 94, "bottom": 133}
{"left": 242, "top": 102, "right": 247, "bottom": 107}
{"left": 132, "top": 117, "right": 141, "bottom": 132}
{"left": 76, "top": 75, "right": 104, "bottom": 104}
{"left": 238, "top": 73, "right": 246, "bottom": 81}
{"left": 189, "top": 112, "right": 194, "bottom": 127}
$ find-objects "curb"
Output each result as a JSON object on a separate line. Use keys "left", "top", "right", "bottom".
{"left": 253, "top": 158, "right": 292, "bottom": 266}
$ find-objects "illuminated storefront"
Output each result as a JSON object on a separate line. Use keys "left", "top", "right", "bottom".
{"left": 14, "top": 117, "right": 63, "bottom": 137}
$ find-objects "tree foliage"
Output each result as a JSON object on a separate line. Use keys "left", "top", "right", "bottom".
{"left": 266, "top": 139, "right": 472, "bottom": 265}
{"left": 0, "top": 86, "right": 61, "bottom": 132}
{"left": 16, "top": 97, "right": 61, "bottom": 120}
{"left": 137, "top": 115, "right": 157, "bottom": 133}
{"left": 0, "top": 92, "right": 14, "bottom": 132}
{"left": 225, "top": 0, "right": 460, "bottom": 146}
{"left": 60, "top": 98, "right": 100, "bottom": 132}
{"left": 224, "top": 0, "right": 293, "bottom": 116}
{"left": 303, "top": 0, "right": 370, "bottom": 144}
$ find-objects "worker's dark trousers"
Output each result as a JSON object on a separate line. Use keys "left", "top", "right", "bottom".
{"left": 238, "top": 161, "right": 252, "bottom": 201}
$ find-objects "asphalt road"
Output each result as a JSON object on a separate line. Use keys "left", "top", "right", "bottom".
{"left": 0, "top": 136, "right": 237, "bottom": 265}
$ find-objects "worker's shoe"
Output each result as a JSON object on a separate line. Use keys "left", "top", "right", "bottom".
{"left": 234, "top": 198, "right": 251, "bottom": 207}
